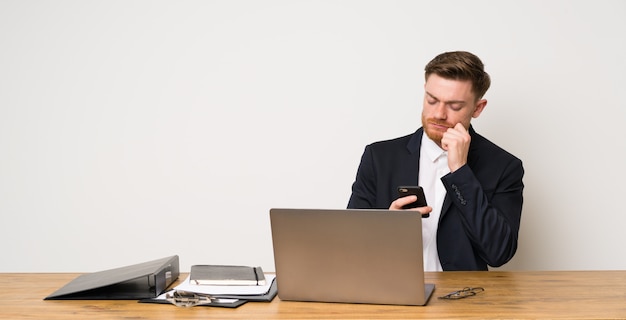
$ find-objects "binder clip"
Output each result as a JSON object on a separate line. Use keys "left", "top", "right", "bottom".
{"left": 165, "top": 290, "right": 215, "bottom": 307}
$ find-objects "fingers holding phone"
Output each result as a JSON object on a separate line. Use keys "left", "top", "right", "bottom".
{"left": 392, "top": 186, "right": 432, "bottom": 218}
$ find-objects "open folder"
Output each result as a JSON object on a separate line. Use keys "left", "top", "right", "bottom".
{"left": 139, "top": 273, "right": 277, "bottom": 308}
{"left": 44, "top": 255, "right": 180, "bottom": 300}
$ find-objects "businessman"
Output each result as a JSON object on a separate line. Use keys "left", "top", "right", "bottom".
{"left": 348, "top": 51, "right": 524, "bottom": 271}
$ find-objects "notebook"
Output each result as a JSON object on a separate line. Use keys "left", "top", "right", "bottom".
{"left": 190, "top": 265, "right": 266, "bottom": 286}
{"left": 269, "top": 208, "right": 435, "bottom": 306}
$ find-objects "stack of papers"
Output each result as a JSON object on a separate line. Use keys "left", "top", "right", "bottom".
{"left": 177, "top": 274, "right": 276, "bottom": 296}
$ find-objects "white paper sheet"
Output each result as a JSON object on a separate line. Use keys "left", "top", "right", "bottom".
{"left": 174, "top": 274, "right": 276, "bottom": 295}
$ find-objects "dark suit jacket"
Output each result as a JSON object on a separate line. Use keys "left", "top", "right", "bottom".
{"left": 347, "top": 127, "right": 524, "bottom": 271}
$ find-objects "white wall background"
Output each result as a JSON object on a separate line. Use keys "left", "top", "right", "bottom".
{"left": 1, "top": 0, "right": 625, "bottom": 272}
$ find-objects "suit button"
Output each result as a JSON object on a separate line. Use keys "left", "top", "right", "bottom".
{"left": 452, "top": 184, "right": 466, "bottom": 205}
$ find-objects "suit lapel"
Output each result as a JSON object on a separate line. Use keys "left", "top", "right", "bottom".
{"left": 403, "top": 128, "right": 423, "bottom": 186}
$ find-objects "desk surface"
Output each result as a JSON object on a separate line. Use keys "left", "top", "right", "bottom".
{"left": 1, "top": 271, "right": 625, "bottom": 319}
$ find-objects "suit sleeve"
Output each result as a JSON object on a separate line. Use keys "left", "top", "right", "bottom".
{"left": 441, "top": 158, "right": 524, "bottom": 267}
{"left": 347, "top": 145, "right": 377, "bottom": 209}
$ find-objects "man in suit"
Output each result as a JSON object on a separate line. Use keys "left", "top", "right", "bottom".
{"left": 348, "top": 51, "right": 524, "bottom": 271}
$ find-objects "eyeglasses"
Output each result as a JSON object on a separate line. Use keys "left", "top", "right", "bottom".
{"left": 438, "top": 287, "right": 485, "bottom": 300}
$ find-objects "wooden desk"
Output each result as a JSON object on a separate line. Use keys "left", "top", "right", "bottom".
{"left": 1, "top": 271, "right": 625, "bottom": 319}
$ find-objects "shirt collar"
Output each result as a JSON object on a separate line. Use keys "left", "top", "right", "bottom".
{"left": 421, "top": 132, "right": 447, "bottom": 163}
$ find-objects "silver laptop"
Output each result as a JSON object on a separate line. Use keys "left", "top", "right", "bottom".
{"left": 269, "top": 208, "right": 435, "bottom": 306}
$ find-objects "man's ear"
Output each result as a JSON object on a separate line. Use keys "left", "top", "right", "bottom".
{"left": 472, "top": 99, "right": 487, "bottom": 118}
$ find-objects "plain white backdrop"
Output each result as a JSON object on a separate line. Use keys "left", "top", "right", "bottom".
{"left": 1, "top": 0, "right": 625, "bottom": 272}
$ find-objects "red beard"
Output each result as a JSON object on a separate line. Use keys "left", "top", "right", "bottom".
{"left": 422, "top": 116, "right": 452, "bottom": 146}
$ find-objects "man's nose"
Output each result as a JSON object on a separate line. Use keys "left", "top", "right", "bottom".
{"left": 433, "top": 102, "right": 447, "bottom": 119}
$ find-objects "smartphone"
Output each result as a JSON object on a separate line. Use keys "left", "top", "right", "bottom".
{"left": 397, "top": 186, "right": 428, "bottom": 216}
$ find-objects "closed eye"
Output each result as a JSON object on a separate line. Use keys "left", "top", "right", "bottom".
{"left": 448, "top": 103, "right": 463, "bottom": 111}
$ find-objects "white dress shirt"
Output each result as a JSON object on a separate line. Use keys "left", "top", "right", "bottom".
{"left": 418, "top": 133, "right": 450, "bottom": 271}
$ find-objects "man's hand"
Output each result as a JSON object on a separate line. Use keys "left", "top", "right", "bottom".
{"left": 441, "top": 123, "right": 471, "bottom": 172}
{"left": 389, "top": 195, "right": 433, "bottom": 217}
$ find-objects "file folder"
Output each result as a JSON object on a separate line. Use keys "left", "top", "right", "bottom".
{"left": 44, "top": 255, "right": 180, "bottom": 300}
{"left": 139, "top": 275, "right": 277, "bottom": 308}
